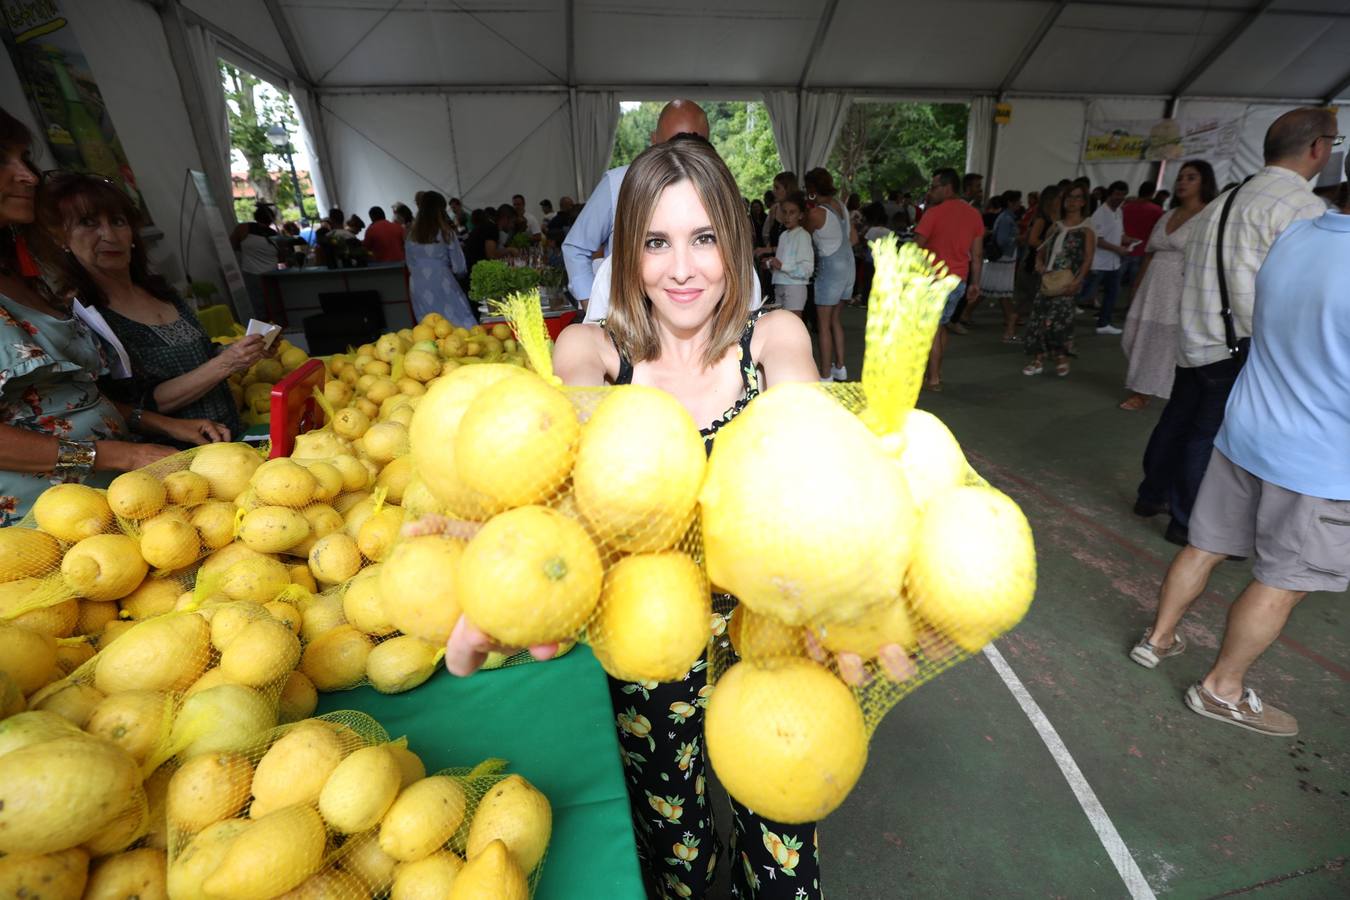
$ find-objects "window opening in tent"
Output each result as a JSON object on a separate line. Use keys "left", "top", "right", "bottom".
{"left": 220, "top": 60, "right": 316, "bottom": 228}
{"left": 828, "top": 100, "right": 970, "bottom": 214}
{"left": 609, "top": 100, "right": 782, "bottom": 205}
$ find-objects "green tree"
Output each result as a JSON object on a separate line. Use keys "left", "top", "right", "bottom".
{"left": 609, "top": 101, "right": 782, "bottom": 201}
{"left": 829, "top": 102, "right": 968, "bottom": 201}
{"left": 220, "top": 62, "right": 304, "bottom": 218}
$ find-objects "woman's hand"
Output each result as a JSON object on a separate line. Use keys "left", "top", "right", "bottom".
{"left": 95, "top": 440, "right": 178, "bottom": 472}
{"left": 804, "top": 627, "right": 960, "bottom": 687}
{"left": 1034, "top": 260, "right": 1047, "bottom": 275}
{"left": 767, "top": 258, "right": 782, "bottom": 271}
{"left": 161, "top": 418, "right": 231, "bottom": 445}
{"left": 215, "top": 335, "right": 268, "bottom": 375}
{"left": 444, "top": 614, "right": 559, "bottom": 678}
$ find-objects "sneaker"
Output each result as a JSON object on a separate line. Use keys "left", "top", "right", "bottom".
{"left": 1184, "top": 683, "right": 1298, "bottom": 736}
{"left": 1129, "top": 628, "right": 1186, "bottom": 668}
{"left": 1096, "top": 324, "right": 1123, "bottom": 335}
{"left": 831, "top": 365, "right": 847, "bottom": 381}
{"left": 818, "top": 377, "right": 833, "bottom": 383}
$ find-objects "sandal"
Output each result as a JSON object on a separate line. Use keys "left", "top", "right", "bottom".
{"left": 1021, "top": 363, "right": 1043, "bottom": 376}
{"left": 1118, "top": 394, "right": 1150, "bottom": 411}
{"left": 1055, "top": 361, "right": 1071, "bottom": 377}
{"left": 923, "top": 381, "right": 944, "bottom": 392}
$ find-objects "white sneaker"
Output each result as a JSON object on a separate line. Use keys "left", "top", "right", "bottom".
{"left": 1096, "top": 325, "right": 1123, "bottom": 335}
{"left": 830, "top": 365, "right": 847, "bottom": 381}
{"left": 819, "top": 377, "right": 833, "bottom": 383}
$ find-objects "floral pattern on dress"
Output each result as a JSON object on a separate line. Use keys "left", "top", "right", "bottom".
{"left": 0, "top": 294, "right": 125, "bottom": 526}
{"left": 1024, "top": 224, "right": 1091, "bottom": 358}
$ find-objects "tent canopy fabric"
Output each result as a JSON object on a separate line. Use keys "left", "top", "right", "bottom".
{"left": 9, "top": 1, "right": 1345, "bottom": 302}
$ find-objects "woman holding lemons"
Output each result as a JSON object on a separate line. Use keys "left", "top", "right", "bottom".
{"left": 444, "top": 137, "right": 826, "bottom": 898}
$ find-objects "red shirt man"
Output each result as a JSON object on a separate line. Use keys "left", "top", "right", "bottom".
{"left": 363, "top": 210, "right": 406, "bottom": 263}
{"left": 1122, "top": 186, "right": 1165, "bottom": 258}
{"left": 915, "top": 187, "right": 985, "bottom": 284}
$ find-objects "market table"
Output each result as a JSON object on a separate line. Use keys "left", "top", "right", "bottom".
{"left": 315, "top": 644, "right": 645, "bottom": 899}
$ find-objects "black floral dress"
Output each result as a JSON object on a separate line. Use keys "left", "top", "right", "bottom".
{"left": 1023, "top": 222, "right": 1091, "bottom": 358}
{"left": 608, "top": 311, "right": 823, "bottom": 900}
{"left": 98, "top": 299, "right": 241, "bottom": 440}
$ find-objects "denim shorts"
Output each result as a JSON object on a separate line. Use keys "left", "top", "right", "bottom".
{"left": 940, "top": 281, "right": 966, "bottom": 324}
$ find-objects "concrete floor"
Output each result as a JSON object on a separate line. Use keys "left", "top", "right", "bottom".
{"left": 804, "top": 307, "right": 1350, "bottom": 898}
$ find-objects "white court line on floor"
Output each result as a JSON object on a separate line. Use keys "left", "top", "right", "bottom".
{"left": 982, "top": 644, "right": 1158, "bottom": 900}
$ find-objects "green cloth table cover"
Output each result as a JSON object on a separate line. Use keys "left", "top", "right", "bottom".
{"left": 316, "top": 644, "right": 645, "bottom": 898}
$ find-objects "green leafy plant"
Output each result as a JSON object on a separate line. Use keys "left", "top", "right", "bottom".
{"left": 470, "top": 261, "right": 540, "bottom": 301}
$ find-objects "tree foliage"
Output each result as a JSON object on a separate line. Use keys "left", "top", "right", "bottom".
{"left": 609, "top": 100, "right": 968, "bottom": 204}
{"left": 220, "top": 62, "right": 310, "bottom": 220}
{"left": 829, "top": 102, "right": 968, "bottom": 200}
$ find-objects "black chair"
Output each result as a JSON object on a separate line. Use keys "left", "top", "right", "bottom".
{"left": 303, "top": 290, "right": 386, "bottom": 355}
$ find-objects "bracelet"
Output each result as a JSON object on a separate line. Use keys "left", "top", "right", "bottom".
{"left": 129, "top": 407, "right": 145, "bottom": 433}
{"left": 55, "top": 439, "right": 97, "bottom": 479}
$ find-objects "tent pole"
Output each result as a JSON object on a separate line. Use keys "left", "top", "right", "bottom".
{"left": 568, "top": 88, "right": 585, "bottom": 200}
{"left": 155, "top": 0, "right": 236, "bottom": 231}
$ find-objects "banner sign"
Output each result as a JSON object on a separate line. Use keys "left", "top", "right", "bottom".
{"left": 2, "top": 0, "right": 153, "bottom": 223}
{"left": 1082, "top": 118, "right": 1241, "bottom": 163}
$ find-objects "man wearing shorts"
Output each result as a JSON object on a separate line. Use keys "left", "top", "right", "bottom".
{"left": 915, "top": 168, "right": 984, "bottom": 391}
{"left": 1129, "top": 185, "right": 1350, "bottom": 737}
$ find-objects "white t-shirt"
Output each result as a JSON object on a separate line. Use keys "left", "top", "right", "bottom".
{"left": 521, "top": 212, "right": 542, "bottom": 236}
{"left": 1089, "top": 204, "right": 1124, "bottom": 271}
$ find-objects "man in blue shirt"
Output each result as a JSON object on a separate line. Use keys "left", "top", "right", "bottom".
{"left": 1129, "top": 152, "right": 1350, "bottom": 737}
{"left": 562, "top": 100, "right": 709, "bottom": 309}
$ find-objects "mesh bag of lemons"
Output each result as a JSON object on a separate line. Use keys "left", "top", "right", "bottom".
{"left": 0, "top": 702, "right": 552, "bottom": 899}
{"left": 387, "top": 235, "right": 1036, "bottom": 825}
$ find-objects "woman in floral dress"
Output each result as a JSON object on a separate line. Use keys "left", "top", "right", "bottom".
{"left": 1119, "top": 161, "right": 1218, "bottom": 410}
{"left": 440, "top": 139, "right": 893, "bottom": 898}
{"left": 0, "top": 107, "right": 221, "bottom": 525}
{"left": 1022, "top": 184, "right": 1095, "bottom": 378}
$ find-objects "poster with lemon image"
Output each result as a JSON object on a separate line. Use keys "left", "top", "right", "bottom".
{"left": 1083, "top": 116, "right": 1240, "bottom": 162}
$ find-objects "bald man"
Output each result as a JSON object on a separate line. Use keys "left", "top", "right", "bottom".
{"left": 562, "top": 100, "right": 711, "bottom": 305}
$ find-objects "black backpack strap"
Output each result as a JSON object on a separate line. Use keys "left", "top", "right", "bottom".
{"left": 1214, "top": 175, "right": 1255, "bottom": 357}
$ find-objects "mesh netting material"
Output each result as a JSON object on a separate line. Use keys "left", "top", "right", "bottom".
{"left": 388, "top": 237, "right": 1038, "bottom": 824}
{"left": 0, "top": 703, "right": 551, "bottom": 898}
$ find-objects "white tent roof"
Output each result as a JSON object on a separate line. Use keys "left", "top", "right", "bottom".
{"left": 185, "top": 0, "right": 1350, "bottom": 102}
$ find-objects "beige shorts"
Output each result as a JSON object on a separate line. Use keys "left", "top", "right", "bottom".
{"left": 1190, "top": 449, "right": 1350, "bottom": 593}
{"left": 774, "top": 284, "right": 807, "bottom": 312}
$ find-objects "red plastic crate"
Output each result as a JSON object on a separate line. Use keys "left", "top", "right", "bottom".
{"left": 268, "top": 358, "right": 327, "bottom": 459}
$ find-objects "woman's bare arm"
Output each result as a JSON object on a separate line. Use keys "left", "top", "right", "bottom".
{"left": 754, "top": 310, "right": 820, "bottom": 387}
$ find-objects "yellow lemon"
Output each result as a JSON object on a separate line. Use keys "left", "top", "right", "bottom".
{"left": 589, "top": 553, "right": 709, "bottom": 683}
{"left": 308, "top": 533, "right": 363, "bottom": 585}
{"left": 251, "top": 458, "right": 318, "bottom": 507}
{"left": 705, "top": 658, "right": 866, "bottom": 823}
{"left": 61, "top": 534, "right": 147, "bottom": 602}
{"left": 465, "top": 774, "right": 551, "bottom": 874}
{"left": 573, "top": 385, "right": 706, "bottom": 552}
{"left": 106, "top": 470, "right": 166, "bottom": 520}
{"left": 0, "top": 527, "right": 61, "bottom": 581}
{"left": 454, "top": 372, "right": 578, "bottom": 507}
{"left": 379, "top": 537, "right": 462, "bottom": 643}
{"left": 33, "top": 483, "right": 112, "bottom": 542}
{"left": 163, "top": 470, "right": 210, "bottom": 507}
{"left": 457, "top": 506, "right": 602, "bottom": 646}
{"left": 188, "top": 443, "right": 262, "bottom": 502}
{"left": 907, "top": 485, "right": 1036, "bottom": 652}
{"left": 701, "top": 383, "right": 917, "bottom": 626}
{"left": 300, "top": 625, "right": 372, "bottom": 692}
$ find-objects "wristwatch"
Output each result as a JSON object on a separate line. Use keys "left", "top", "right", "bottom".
{"left": 55, "top": 439, "right": 97, "bottom": 479}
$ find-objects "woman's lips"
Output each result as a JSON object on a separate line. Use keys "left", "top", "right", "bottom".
{"left": 666, "top": 288, "right": 703, "bottom": 304}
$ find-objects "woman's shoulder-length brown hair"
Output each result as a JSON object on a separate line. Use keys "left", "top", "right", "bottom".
{"left": 605, "top": 137, "right": 753, "bottom": 370}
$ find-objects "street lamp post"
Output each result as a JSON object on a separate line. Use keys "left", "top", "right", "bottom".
{"left": 265, "top": 123, "right": 305, "bottom": 219}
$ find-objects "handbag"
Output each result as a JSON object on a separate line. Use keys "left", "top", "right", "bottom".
{"left": 1038, "top": 223, "right": 1078, "bottom": 296}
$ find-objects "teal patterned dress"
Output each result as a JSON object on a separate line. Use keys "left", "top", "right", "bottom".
{"left": 0, "top": 293, "right": 126, "bottom": 526}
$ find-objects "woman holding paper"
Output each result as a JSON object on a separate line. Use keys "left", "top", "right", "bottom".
{"left": 0, "top": 108, "right": 219, "bottom": 525}
{"left": 37, "top": 172, "right": 249, "bottom": 441}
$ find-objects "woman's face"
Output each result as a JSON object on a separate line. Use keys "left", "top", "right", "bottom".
{"left": 772, "top": 180, "right": 787, "bottom": 202}
{"left": 1173, "top": 166, "right": 1201, "bottom": 201}
{"left": 641, "top": 179, "right": 726, "bottom": 333}
{"left": 65, "top": 206, "right": 134, "bottom": 278}
{"left": 779, "top": 201, "right": 802, "bottom": 229}
{"left": 750, "top": 200, "right": 764, "bottom": 217}
{"left": 1064, "top": 189, "right": 1087, "bottom": 214}
{"left": 0, "top": 146, "right": 37, "bottom": 227}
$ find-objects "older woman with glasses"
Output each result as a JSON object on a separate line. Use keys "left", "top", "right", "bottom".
{"left": 0, "top": 107, "right": 222, "bottom": 525}
{"left": 38, "top": 171, "right": 260, "bottom": 444}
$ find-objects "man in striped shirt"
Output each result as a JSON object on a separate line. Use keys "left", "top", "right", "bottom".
{"left": 1134, "top": 108, "right": 1335, "bottom": 545}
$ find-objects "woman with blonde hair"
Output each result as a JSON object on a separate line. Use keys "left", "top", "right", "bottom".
{"left": 443, "top": 136, "right": 826, "bottom": 898}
